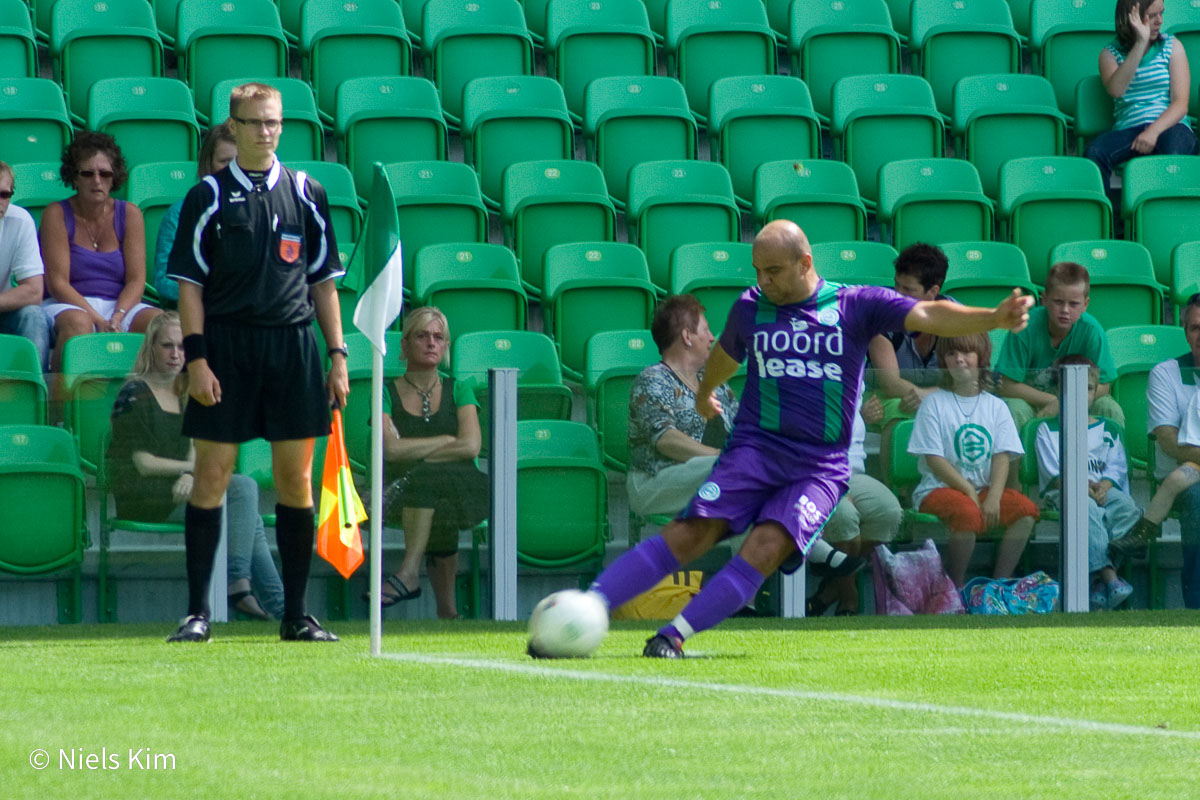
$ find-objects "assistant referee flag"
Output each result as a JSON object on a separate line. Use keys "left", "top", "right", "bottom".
{"left": 317, "top": 409, "right": 366, "bottom": 578}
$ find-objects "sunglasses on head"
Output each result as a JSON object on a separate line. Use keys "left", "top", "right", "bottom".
{"left": 77, "top": 169, "right": 114, "bottom": 179}
{"left": 0, "top": 190, "right": 13, "bottom": 200}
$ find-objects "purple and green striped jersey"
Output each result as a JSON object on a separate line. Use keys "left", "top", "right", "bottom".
{"left": 718, "top": 281, "right": 917, "bottom": 473}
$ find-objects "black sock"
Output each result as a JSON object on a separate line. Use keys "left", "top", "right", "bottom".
{"left": 184, "top": 504, "right": 223, "bottom": 618}
{"left": 276, "top": 503, "right": 315, "bottom": 620}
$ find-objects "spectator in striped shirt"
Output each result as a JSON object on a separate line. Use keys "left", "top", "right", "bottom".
{"left": 1085, "top": 0, "right": 1197, "bottom": 196}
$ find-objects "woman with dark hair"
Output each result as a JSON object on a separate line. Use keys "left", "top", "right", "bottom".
{"left": 152, "top": 123, "right": 238, "bottom": 305}
{"left": 41, "top": 130, "right": 161, "bottom": 372}
{"left": 1085, "top": 0, "right": 1196, "bottom": 193}
{"left": 106, "top": 312, "right": 285, "bottom": 619}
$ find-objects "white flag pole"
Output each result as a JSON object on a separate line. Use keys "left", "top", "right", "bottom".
{"left": 369, "top": 345, "right": 384, "bottom": 656}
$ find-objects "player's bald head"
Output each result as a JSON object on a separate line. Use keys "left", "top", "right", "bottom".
{"left": 753, "top": 220, "right": 811, "bottom": 265}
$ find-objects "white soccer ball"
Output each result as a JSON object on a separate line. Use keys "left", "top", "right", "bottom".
{"left": 528, "top": 589, "right": 609, "bottom": 658}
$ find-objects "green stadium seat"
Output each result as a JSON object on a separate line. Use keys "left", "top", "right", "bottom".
{"left": 334, "top": 76, "right": 447, "bottom": 203}
{"left": 452, "top": 330, "right": 574, "bottom": 453}
{"left": 50, "top": 0, "right": 164, "bottom": 123}
{"left": 384, "top": 160, "right": 488, "bottom": 295}
{"left": 625, "top": 159, "right": 740, "bottom": 292}
{"left": 1121, "top": 155, "right": 1200, "bottom": 287}
{"left": 1073, "top": 74, "right": 1114, "bottom": 155}
{"left": 421, "top": 0, "right": 533, "bottom": 127}
{"left": 787, "top": 0, "right": 902, "bottom": 122}
{"left": 952, "top": 73, "right": 1068, "bottom": 199}
{"left": 125, "top": 160, "right": 198, "bottom": 275}
{"left": 276, "top": 0, "right": 305, "bottom": 42}
{"left": 752, "top": 159, "right": 867, "bottom": 244}
{"left": 887, "top": 417, "right": 941, "bottom": 536}
{"left": 1171, "top": 241, "right": 1200, "bottom": 312}
{"left": 412, "top": 242, "right": 527, "bottom": 342}
{"left": 811, "top": 240, "right": 899, "bottom": 286}
{"left": 60, "top": 332, "right": 142, "bottom": 475}
{"left": 708, "top": 75, "right": 821, "bottom": 207}
{"left": 0, "top": 77, "right": 73, "bottom": 166}
{"left": 582, "top": 75, "right": 697, "bottom": 209}
{"left": 30, "top": 0, "right": 54, "bottom": 41}
{"left": 831, "top": 73, "right": 945, "bottom": 206}
{"left": 0, "top": 333, "right": 48, "bottom": 425}
{"left": 998, "top": 155, "right": 1112, "bottom": 287}
{"left": 876, "top": 158, "right": 994, "bottom": 251}
{"left": 501, "top": 159, "right": 616, "bottom": 297}
{"left": 401, "top": 0, "right": 428, "bottom": 45}
{"left": 0, "top": 0, "right": 37, "bottom": 78}
{"left": 154, "top": 0, "right": 181, "bottom": 46}
{"left": 0, "top": 425, "right": 88, "bottom": 622}
{"left": 544, "top": 0, "right": 655, "bottom": 123}
{"left": 175, "top": 0, "right": 288, "bottom": 125}
{"left": 584, "top": 328, "right": 659, "bottom": 471}
{"left": 461, "top": 75, "right": 573, "bottom": 209}
{"left": 1050, "top": 240, "right": 1164, "bottom": 329}
{"left": 1107, "top": 324, "right": 1188, "bottom": 469}
{"left": 884, "top": 0, "right": 914, "bottom": 40}
{"left": 300, "top": 0, "right": 412, "bottom": 124}
{"left": 940, "top": 241, "right": 1038, "bottom": 308}
{"left": 10, "top": 161, "right": 73, "bottom": 226}
{"left": 87, "top": 77, "right": 200, "bottom": 171}
{"left": 668, "top": 242, "right": 755, "bottom": 338}
{"left": 515, "top": 420, "right": 608, "bottom": 570}
{"left": 908, "top": 0, "right": 1021, "bottom": 115}
{"left": 1028, "top": 0, "right": 1113, "bottom": 118}
{"left": 1006, "top": 0, "right": 1033, "bottom": 40}
{"left": 642, "top": 0, "right": 668, "bottom": 41}
{"left": 1166, "top": 5, "right": 1200, "bottom": 120}
{"left": 541, "top": 241, "right": 657, "bottom": 381}
{"left": 288, "top": 161, "right": 363, "bottom": 262}
{"left": 209, "top": 77, "right": 324, "bottom": 163}
{"left": 664, "top": 0, "right": 776, "bottom": 123}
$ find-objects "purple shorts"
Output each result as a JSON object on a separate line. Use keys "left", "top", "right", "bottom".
{"left": 680, "top": 440, "right": 847, "bottom": 555}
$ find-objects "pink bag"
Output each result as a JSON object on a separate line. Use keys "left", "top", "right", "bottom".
{"left": 871, "top": 539, "right": 965, "bottom": 615}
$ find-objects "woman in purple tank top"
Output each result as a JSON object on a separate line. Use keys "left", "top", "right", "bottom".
{"left": 40, "top": 131, "right": 161, "bottom": 375}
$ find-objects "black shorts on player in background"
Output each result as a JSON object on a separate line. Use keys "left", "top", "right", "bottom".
{"left": 182, "top": 319, "right": 330, "bottom": 443}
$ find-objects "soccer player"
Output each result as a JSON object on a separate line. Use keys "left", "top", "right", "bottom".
{"left": 579, "top": 220, "right": 1033, "bottom": 658}
{"left": 164, "top": 83, "right": 348, "bottom": 643}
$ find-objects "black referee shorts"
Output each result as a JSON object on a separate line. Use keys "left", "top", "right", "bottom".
{"left": 182, "top": 320, "right": 331, "bottom": 443}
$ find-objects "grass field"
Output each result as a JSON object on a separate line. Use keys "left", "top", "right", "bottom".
{"left": 5, "top": 612, "right": 1200, "bottom": 800}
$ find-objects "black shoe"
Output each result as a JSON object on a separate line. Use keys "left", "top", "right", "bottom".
{"left": 642, "top": 633, "right": 684, "bottom": 659}
{"left": 166, "top": 614, "right": 210, "bottom": 643}
{"left": 280, "top": 614, "right": 339, "bottom": 642}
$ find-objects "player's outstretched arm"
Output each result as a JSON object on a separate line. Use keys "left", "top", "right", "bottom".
{"left": 695, "top": 343, "right": 740, "bottom": 420}
{"left": 905, "top": 288, "right": 1033, "bottom": 337}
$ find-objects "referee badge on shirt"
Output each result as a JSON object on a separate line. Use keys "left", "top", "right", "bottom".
{"left": 279, "top": 232, "right": 302, "bottom": 263}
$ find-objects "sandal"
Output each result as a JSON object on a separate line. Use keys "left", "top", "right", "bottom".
{"left": 228, "top": 590, "right": 270, "bottom": 621}
{"left": 363, "top": 575, "right": 422, "bottom": 607}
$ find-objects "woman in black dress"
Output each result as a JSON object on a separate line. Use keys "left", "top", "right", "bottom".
{"left": 378, "top": 306, "right": 488, "bottom": 618}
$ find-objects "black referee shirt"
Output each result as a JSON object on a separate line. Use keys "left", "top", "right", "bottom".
{"left": 167, "top": 159, "right": 344, "bottom": 327}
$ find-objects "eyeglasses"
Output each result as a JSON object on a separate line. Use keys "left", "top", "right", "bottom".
{"left": 77, "top": 169, "right": 114, "bottom": 179}
{"left": 232, "top": 116, "right": 283, "bottom": 132}
{"left": 0, "top": 190, "right": 13, "bottom": 199}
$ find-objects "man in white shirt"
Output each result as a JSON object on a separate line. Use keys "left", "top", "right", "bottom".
{"left": 0, "top": 161, "right": 51, "bottom": 370}
{"left": 1146, "top": 293, "right": 1200, "bottom": 608}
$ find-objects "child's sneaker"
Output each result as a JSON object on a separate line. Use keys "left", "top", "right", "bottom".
{"left": 1089, "top": 582, "right": 1109, "bottom": 611}
{"left": 1106, "top": 578, "right": 1134, "bottom": 610}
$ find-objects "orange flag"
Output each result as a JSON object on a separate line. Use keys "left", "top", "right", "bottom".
{"left": 317, "top": 409, "right": 366, "bottom": 579}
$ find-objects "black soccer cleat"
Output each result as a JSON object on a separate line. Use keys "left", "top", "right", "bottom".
{"left": 166, "top": 614, "right": 211, "bottom": 643}
{"left": 280, "top": 615, "right": 339, "bottom": 642}
{"left": 642, "top": 633, "right": 684, "bottom": 659}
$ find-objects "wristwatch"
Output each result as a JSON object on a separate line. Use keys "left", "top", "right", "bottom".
{"left": 328, "top": 344, "right": 349, "bottom": 359}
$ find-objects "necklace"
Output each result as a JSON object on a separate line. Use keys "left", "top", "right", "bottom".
{"left": 951, "top": 389, "right": 982, "bottom": 419}
{"left": 403, "top": 374, "right": 440, "bottom": 422}
{"left": 662, "top": 361, "right": 699, "bottom": 394}
{"left": 76, "top": 203, "right": 108, "bottom": 250}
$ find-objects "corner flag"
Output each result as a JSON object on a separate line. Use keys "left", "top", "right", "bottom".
{"left": 317, "top": 409, "right": 366, "bottom": 579}
{"left": 351, "top": 163, "right": 403, "bottom": 353}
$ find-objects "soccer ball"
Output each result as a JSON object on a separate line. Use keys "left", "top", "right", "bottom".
{"left": 527, "top": 590, "right": 609, "bottom": 658}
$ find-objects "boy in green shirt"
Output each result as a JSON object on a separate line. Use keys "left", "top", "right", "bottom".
{"left": 995, "top": 261, "right": 1123, "bottom": 432}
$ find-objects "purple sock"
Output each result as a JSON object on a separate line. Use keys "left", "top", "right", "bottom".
{"left": 589, "top": 535, "right": 679, "bottom": 610}
{"left": 659, "top": 555, "right": 764, "bottom": 641}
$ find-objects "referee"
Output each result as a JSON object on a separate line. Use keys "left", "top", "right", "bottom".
{"left": 165, "top": 83, "right": 348, "bottom": 643}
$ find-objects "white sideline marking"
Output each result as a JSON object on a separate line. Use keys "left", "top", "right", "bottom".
{"left": 379, "top": 652, "right": 1200, "bottom": 741}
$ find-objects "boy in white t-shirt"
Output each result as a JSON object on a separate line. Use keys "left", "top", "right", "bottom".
{"left": 909, "top": 332, "right": 1038, "bottom": 587}
{"left": 1033, "top": 356, "right": 1138, "bottom": 610}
